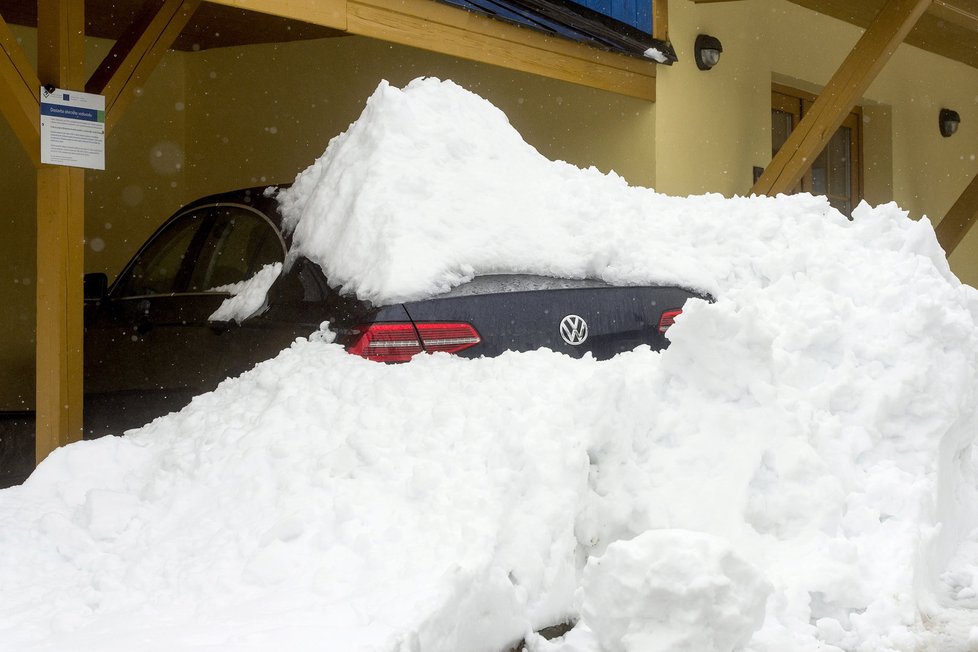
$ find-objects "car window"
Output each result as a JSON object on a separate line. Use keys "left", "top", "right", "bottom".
{"left": 188, "top": 206, "right": 283, "bottom": 291}
{"left": 114, "top": 212, "right": 205, "bottom": 297}
{"left": 113, "top": 204, "right": 284, "bottom": 298}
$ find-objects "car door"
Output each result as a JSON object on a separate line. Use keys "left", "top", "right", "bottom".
{"left": 84, "top": 202, "right": 285, "bottom": 436}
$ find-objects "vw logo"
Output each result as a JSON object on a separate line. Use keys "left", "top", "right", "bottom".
{"left": 559, "top": 314, "right": 589, "bottom": 346}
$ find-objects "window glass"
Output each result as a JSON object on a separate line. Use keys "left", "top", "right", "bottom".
{"left": 114, "top": 212, "right": 205, "bottom": 297}
{"left": 188, "top": 207, "right": 283, "bottom": 292}
{"left": 772, "top": 110, "right": 794, "bottom": 155}
{"left": 827, "top": 127, "right": 851, "bottom": 196}
{"left": 113, "top": 205, "right": 284, "bottom": 298}
{"left": 811, "top": 127, "right": 852, "bottom": 215}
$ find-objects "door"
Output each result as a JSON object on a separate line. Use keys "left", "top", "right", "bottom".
{"left": 84, "top": 202, "right": 285, "bottom": 436}
{"left": 772, "top": 85, "right": 863, "bottom": 216}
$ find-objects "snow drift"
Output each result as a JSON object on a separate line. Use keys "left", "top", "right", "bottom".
{"left": 2, "top": 77, "right": 978, "bottom": 652}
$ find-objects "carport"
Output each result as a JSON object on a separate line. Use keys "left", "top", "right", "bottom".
{"left": 2, "top": 0, "right": 978, "bottom": 471}
{"left": 0, "top": 0, "right": 671, "bottom": 467}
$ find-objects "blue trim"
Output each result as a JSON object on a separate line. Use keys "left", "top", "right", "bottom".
{"left": 435, "top": 0, "right": 675, "bottom": 62}
{"left": 569, "top": 1, "right": 651, "bottom": 33}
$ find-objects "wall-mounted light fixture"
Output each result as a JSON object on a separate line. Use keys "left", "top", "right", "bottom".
{"left": 940, "top": 108, "right": 961, "bottom": 137}
{"left": 694, "top": 34, "right": 723, "bottom": 71}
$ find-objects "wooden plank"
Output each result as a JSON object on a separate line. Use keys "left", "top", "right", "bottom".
{"left": 206, "top": 0, "right": 656, "bottom": 100}
{"left": 36, "top": 0, "right": 86, "bottom": 464}
{"left": 35, "top": 167, "right": 85, "bottom": 462}
{"left": 935, "top": 173, "right": 978, "bottom": 255}
{"left": 86, "top": 0, "right": 202, "bottom": 134}
{"left": 930, "top": 0, "right": 978, "bottom": 30}
{"left": 38, "top": 0, "right": 85, "bottom": 87}
{"left": 752, "top": 0, "right": 932, "bottom": 197}
{"left": 0, "top": 13, "right": 41, "bottom": 166}
{"left": 348, "top": 0, "right": 656, "bottom": 101}
{"left": 203, "top": 0, "right": 348, "bottom": 30}
{"left": 653, "top": 0, "right": 668, "bottom": 41}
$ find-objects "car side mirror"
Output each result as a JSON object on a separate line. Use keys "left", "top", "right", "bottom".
{"left": 84, "top": 272, "right": 108, "bottom": 302}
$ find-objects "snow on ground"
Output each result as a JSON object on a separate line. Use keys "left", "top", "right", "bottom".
{"left": 3, "top": 77, "right": 978, "bottom": 651}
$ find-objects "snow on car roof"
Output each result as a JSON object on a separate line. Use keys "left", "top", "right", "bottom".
{"left": 2, "top": 78, "right": 978, "bottom": 651}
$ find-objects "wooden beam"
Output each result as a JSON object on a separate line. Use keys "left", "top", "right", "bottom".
{"left": 348, "top": 0, "right": 656, "bottom": 101}
{"left": 752, "top": 0, "right": 932, "bottom": 197}
{"left": 38, "top": 0, "right": 85, "bottom": 87}
{"left": 935, "top": 173, "right": 978, "bottom": 255}
{"left": 86, "top": 0, "right": 201, "bottom": 134}
{"left": 202, "top": 0, "right": 347, "bottom": 30}
{"left": 0, "top": 13, "right": 41, "bottom": 166}
{"left": 36, "top": 0, "right": 86, "bottom": 463}
{"left": 929, "top": 0, "right": 978, "bottom": 31}
{"left": 653, "top": 0, "right": 669, "bottom": 42}
{"left": 208, "top": 0, "right": 658, "bottom": 101}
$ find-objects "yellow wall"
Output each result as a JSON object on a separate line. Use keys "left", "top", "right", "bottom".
{"left": 0, "top": 84, "right": 36, "bottom": 410}
{"left": 4, "top": 2, "right": 978, "bottom": 409}
{"left": 656, "top": 0, "right": 978, "bottom": 285}
{"left": 655, "top": 1, "right": 770, "bottom": 197}
{"left": 181, "top": 34, "right": 656, "bottom": 200}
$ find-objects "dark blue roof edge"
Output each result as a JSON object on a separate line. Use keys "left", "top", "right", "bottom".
{"left": 437, "top": 0, "right": 678, "bottom": 64}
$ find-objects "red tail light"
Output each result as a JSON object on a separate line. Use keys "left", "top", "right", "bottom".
{"left": 347, "top": 323, "right": 423, "bottom": 362}
{"left": 657, "top": 309, "right": 683, "bottom": 334}
{"left": 416, "top": 322, "right": 482, "bottom": 354}
{"left": 348, "top": 322, "right": 481, "bottom": 362}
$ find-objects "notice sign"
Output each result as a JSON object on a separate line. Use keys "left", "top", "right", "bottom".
{"left": 40, "top": 87, "right": 106, "bottom": 170}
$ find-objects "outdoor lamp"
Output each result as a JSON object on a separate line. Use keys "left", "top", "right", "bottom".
{"left": 694, "top": 34, "right": 723, "bottom": 71}
{"left": 940, "top": 108, "right": 961, "bottom": 137}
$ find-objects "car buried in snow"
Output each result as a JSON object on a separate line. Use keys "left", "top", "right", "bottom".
{"left": 83, "top": 186, "right": 704, "bottom": 437}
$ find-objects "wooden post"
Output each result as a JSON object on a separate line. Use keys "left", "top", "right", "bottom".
{"left": 751, "top": 0, "right": 932, "bottom": 196}
{"left": 35, "top": 0, "right": 86, "bottom": 463}
{"left": 935, "top": 173, "right": 978, "bottom": 255}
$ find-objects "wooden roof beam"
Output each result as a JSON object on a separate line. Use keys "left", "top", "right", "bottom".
{"left": 362, "top": 0, "right": 658, "bottom": 100}
{"left": 930, "top": 0, "right": 978, "bottom": 31}
{"left": 210, "top": 0, "right": 658, "bottom": 101}
{"left": 752, "top": 0, "right": 932, "bottom": 197}
{"left": 0, "top": 12, "right": 41, "bottom": 167}
{"left": 86, "top": 0, "right": 201, "bottom": 134}
{"left": 935, "top": 173, "right": 978, "bottom": 255}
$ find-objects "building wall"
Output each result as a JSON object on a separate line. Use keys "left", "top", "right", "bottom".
{"left": 181, "top": 34, "right": 656, "bottom": 200}
{"left": 3, "top": 2, "right": 978, "bottom": 409}
{"left": 654, "top": 0, "right": 978, "bottom": 286}
{"left": 0, "top": 85, "right": 36, "bottom": 411}
{"left": 655, "top": 1, "right": 770, "bottom": 197}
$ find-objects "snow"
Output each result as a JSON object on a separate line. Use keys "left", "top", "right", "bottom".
{"left": 209, "top": 262, "right": 282, "bottom": 323}
{"left": 3, "top": 77, "right": 978, "bottom": 651}
{"left": 643, "top": 48, "right": 670, "bottom": 63}
{"left": 576, "top": 530, "right": 771, "bottom": 652}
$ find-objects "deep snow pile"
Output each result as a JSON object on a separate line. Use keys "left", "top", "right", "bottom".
{"left": 2, "top": 77, "right": 978, "bottom": 652}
